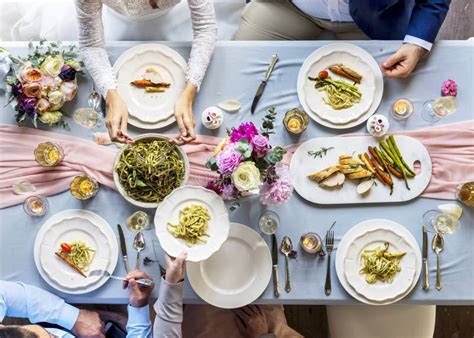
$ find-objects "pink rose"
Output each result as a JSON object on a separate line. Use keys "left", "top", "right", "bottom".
{"left": 22, "top": 82, "right": 42, "bottom": 98}
{"left": 60, "top": 81, "right": 78, "bottom": 101}
{"left": 35, "top": 98, "right": 50, "bottom": 113}
{"left": 19, "top": 65, "right": 43, "bottom": 83}
{"left": 251, "top": 134, "right": 270, "bottom": 157}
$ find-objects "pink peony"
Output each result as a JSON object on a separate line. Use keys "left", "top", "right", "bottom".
{"left": 441, "top": 79, "right": 458, "bottom": 97}
{"left": 251, "top": 134, "right": 270, "bottom": 157}
{"left": 229, "top": 122, "right": 259, "bottom": 143}
{"left": 216, "top": 143, "right": 242, "bottom": 176}
{"left": 259, "top": 167, "right": 293, "bottom": 205}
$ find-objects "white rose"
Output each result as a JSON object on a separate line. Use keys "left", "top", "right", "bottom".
{"left": 48, "top": 90, "right": 65, "bottom": 110}
{"left": 231, "top": 161, "right": 261, "bottom": 192}
{"left": 40, "top": 55, "right": 64, "bottom": 77}
{"left": 39, "top": 111, "right": 63, "bottom": 125}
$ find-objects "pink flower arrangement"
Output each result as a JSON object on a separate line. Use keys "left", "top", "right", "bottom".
{"left": 206, "top": 108, "right": 293, "bottom": 207}
{"left": 441, "top": 79, "right": 458, "bottom": 97}
{"left": 4, "top": 41, "right": 83, "bottom": 128}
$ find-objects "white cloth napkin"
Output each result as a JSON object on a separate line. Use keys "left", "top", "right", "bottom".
{"left": 0, "top": 50, "right": 12, "bottom": 91}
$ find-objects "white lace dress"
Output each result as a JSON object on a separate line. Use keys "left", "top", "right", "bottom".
{"left": 75, "top": 0, "right": 218, "bottom": 97}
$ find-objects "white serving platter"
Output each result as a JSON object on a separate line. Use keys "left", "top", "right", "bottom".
{"left": 290, "top": 135, "right": 432, "bottom": 204}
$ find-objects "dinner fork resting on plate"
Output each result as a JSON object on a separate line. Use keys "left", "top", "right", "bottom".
{"left": 89, "top": 270, "right": 154, "bottom": 287}
{"left": 325, "top": 230, "right": 334, "bottom": 296}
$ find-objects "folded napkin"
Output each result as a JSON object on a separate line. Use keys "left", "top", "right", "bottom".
{"left": 1, "top": 120, "right": 473, "bottom": 208}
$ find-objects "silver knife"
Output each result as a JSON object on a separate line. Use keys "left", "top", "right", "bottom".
{"left": 251, "top": 54, "right": 279, "bottom": 114}
{"left": 272, "top": 234, "right": 280, "bottom": 298}
{"left": 117, "top": 224, "right": 130, "bottom": 273}
{"left": 422, "top": 225, "right": 429, "bottom": 291}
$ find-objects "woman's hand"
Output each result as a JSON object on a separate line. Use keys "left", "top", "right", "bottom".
{"left": 171, "top": 83, "right": 197, "bottom": 145}
{"left": 105, "top": 89, "right": 133, "bottom": 143}
{"left": 123, "top": 270, "right": 154, "bottom": 308}
{"left": 381, "top": 43, "right": 427, "bottom": 78}
{"left": 165, "top": 252, "right": 187, "bottom": 284}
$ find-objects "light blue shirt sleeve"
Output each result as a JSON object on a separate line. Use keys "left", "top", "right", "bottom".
{"left": 126, "top": 304, "right": 152, "bottom": 338}
{"left": 0, "top": 281, "right": 79, "bottom": 330}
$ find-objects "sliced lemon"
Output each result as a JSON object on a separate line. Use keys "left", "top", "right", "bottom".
{"left": 438, "top": 203, "right": 463, "bottom": 219}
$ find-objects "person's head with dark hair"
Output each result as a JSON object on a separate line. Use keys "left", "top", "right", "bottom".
{"left": 0, "top": 324, "right": 48, "bottom": 338}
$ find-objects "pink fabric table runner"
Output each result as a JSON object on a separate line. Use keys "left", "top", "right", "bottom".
{"left": 1, "top": 120, "right": 473, "bottom": 208}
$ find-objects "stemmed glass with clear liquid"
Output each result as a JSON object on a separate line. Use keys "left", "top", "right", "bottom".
{"left": 421, "top": 96, "right": 457, "bottom": 123}
{"left": 422, "top": 209, "right": 460, "bottom": 234}
{"left": 258, "top": 210, "right": 280, "bottom": 235}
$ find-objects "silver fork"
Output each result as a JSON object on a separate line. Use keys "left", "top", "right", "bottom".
{"left": 88, "top": 270, "right": 154, "bottom": 287}
{"left": 324, "top": 230, "right": 334, "bottom": 296}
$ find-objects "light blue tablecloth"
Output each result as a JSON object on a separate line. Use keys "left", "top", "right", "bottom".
{"left": 0, "top": 41, "right": 473, "bottom": 305}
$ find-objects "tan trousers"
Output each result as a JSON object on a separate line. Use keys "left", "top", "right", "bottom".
{"left": 235, "top": 0, "right": 368, "bottom": 41}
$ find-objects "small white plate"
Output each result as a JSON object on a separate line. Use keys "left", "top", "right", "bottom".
{"left": 297, "top": 43, "right": 384, "bottom": 129}
{"left": 344, "top": 228, "right": 417, "bottom": 302}
{"left": 335, "top": 219, "right": 421, "bottom": 305}
{"left": 34, "top": 210, "right": 118, "bottom": 295}
{"left": 303, "top": 50, "right": 375, "bottom": 124}
{"left": 187, "top": 222, "right": 272, "bottom": 309}
{"left": 113, "top": 43, "right": 187, "bottom": 129}
{"left": 154, "top": 186, "right": 229, "bottom": 262}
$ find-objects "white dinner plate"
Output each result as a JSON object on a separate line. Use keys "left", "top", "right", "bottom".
{"left": 303, "top": 50, "right": 375, "bottom": 124}
{"left": 154, "top": 186, "right": 230, "bottom": 262}
{"left": 113, "top": 43, "right": 187, "bottom": 129}
{"left": 335, "top": 219, "right": 421, "bottom": 305}
{"left": 187, "top": 222, "right": 272, "bottom": 309}
{"left": 34, "top": 210, "right": 118, "bottom": 295}
{"left": 297, "top": 43, "right": 384, "bottom": 129}
{"left": 344, "top": 228, "right": 417, "bottom": 302}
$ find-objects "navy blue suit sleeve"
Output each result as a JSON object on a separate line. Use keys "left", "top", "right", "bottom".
{"left": 406, "top": 0, "right": 451, "bottom": 43}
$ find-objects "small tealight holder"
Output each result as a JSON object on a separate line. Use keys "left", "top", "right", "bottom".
{"left": 300, "top": 232, "right": 323, "bottom": 254}
{"left": 70, "top": 175, "right": 99, "bottom": 200}
{"left": 366, "top": 114, "right": 389, "bottom": 137}
{"left": 201, "top": 106, "right": 223, "bottom": 129}
{"left": 34, "top": 142, "right": 64, "bottom": 167}
{"left": 284, "top": 108, "right": 309, "bottom": 134}
{"left": 23, "top": 195, "right": 49, "bottom": 216}
{"left": 390, "top": 98, "right": 414, "bottom": 121}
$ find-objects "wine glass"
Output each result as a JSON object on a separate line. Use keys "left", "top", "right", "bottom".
{"left": 421, "top": 96, "right": 457, "bottom": 123}
{"left": 422, "top": 209, "right": 460, "bottom": 234}
{"left": 258, "top": 210, "right": 280, "bottom": 235}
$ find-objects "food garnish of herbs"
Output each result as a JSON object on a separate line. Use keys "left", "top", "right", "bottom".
{"left": 308, "top": 147, "right": 334, "bottom": 159}
{"left": 115, "top": 139, "right": 185, "bottom": 203}
{"left": 167, "top": 204, "right": 211, "bottom": 247}
{"left": 359, "top": 242, "right": 406, "bottom": 284}
{"left": 307, "top": 136, "right": 415, "bottom": 195}
{"left": 55, "top": 241, "right": 96, "bottom": 277}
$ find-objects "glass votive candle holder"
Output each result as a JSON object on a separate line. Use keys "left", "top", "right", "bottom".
{"left": 70, "top": 175, "right": 99, "bottom": 200}
{"left": 300, "top": 232, "right": 322, "bottom": 254}
{"left": 284, "top": 108, "right": 309, "bottom": 134}
{"left": 23, "top": 195, "right": 49, "bottom": 216}
{"left": 34, "top": 142, "right": 64, "bottom": 167}
{"left": 390, "top": 98, "right": 414, "bottom": 121}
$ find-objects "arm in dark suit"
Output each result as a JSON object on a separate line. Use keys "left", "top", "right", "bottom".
{"left": 406, "top": 0, "right": 451, "bottom": 44}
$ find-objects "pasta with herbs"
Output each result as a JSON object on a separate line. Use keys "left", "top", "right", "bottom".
{"left": 359, "top": 242, "right": 406, "bottom": 284}
{"left": 308, "top": 76, "right": 362, "bottom": 110}
{"left": 167, "top": 204, "right": 210, "bottom": 247}
{"left": 115, "top": 138, "right": 185, "bottom": 203}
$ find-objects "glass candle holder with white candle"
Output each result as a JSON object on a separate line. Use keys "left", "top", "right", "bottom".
{"left": 23, "top": 195, "right": 49, "bottom": 216}
{"left": 284, "top": 108, "right": 309, "bottom": 134}
{"left": 390, "top": 98, "right": 414, "bottom": 121}
{"left": 300, "top": 232, "right": 322, "bottom": 254}
{"left": 70, "top": 175, "right": 99, "bottom": 200}
{"left": 34, "top": 142, "right": 64, "bottom": 167}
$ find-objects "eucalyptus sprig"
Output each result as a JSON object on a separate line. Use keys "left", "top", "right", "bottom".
{"left": 260, "top": 106, "right": 278, "bottom": 137}
{"left": 308, "top": 147, "right": 334, "bottom": 159}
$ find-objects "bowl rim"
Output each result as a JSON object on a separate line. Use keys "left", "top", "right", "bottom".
{"left": 112, "top": 133, "right": 190, "bottom": 208}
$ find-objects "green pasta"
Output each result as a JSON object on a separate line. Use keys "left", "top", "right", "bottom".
{"left": 167, "top": 204, "right": 210, "bottom": 247}
{"left": 70, "top": 241, "right": 95, "bottom": 272}
{"left": 115, "top": 138, "right": 185, "bottom": 203}
{"left": 359, "top": 242, "right": 406, "bottom": 284}
{"left": 308, "top": 76, "right": 362, "bottom": 110}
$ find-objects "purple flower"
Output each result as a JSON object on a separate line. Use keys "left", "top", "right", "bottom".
{"left": 19, "top": 95, "right": 38, "bottom": 117}
{"left": 259, "top": 167, "right": 293, "bottom": 205}
{"left": 221, "top": 184, "right": 238, "bottom": 200}
{"left": 216, "top": 143, "right": 242, "bottom": 176}
{"left": 441, "top": 79, "right": 458, "bottom": 97}
{"left": 12, "top": 82, "right": 23, "bottom": 97}
{"left": 251, "top": 134, "right": 270, "bottom": 157}
{"left": 58, "top": 64, "right": 77, "bottom": 82}
{"left": 206, "top": 180, "right": 223, "bottom": 195}
{"left": 229, "top": 122, "right": 259, "bottom": 143}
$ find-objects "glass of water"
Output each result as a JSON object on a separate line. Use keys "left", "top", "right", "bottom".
{"left": 421, "top": 96, "right": 457, "bottom": 123}
{"left": 258, "top": 210, "right": 280, "bottom": 235}
{"left": 422, "top": 209, "right": 460, "bottom": 234}
{"left": 127, "top": 211, "right": 151, "bottom": 232}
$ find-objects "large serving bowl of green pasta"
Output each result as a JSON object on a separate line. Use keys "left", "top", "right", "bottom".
{"left": 113, "top": 133, "right": 189, "bottom": 208}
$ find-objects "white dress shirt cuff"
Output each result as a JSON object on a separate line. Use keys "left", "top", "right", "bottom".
{"left": 403, "top": 35, "right": 433, "bottom": 51}
{"left": 57, "top": 304, "right": 80, "bottom": 331}
{"left": 127, "top": 304, "right": 151, "bottom": 326}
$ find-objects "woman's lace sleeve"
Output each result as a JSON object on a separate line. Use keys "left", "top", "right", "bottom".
{"left": 186, "top": 0, "right": 218, "bottom": 90}
{"left": 75, "top": 0, "right": 117, "bottom": 98}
